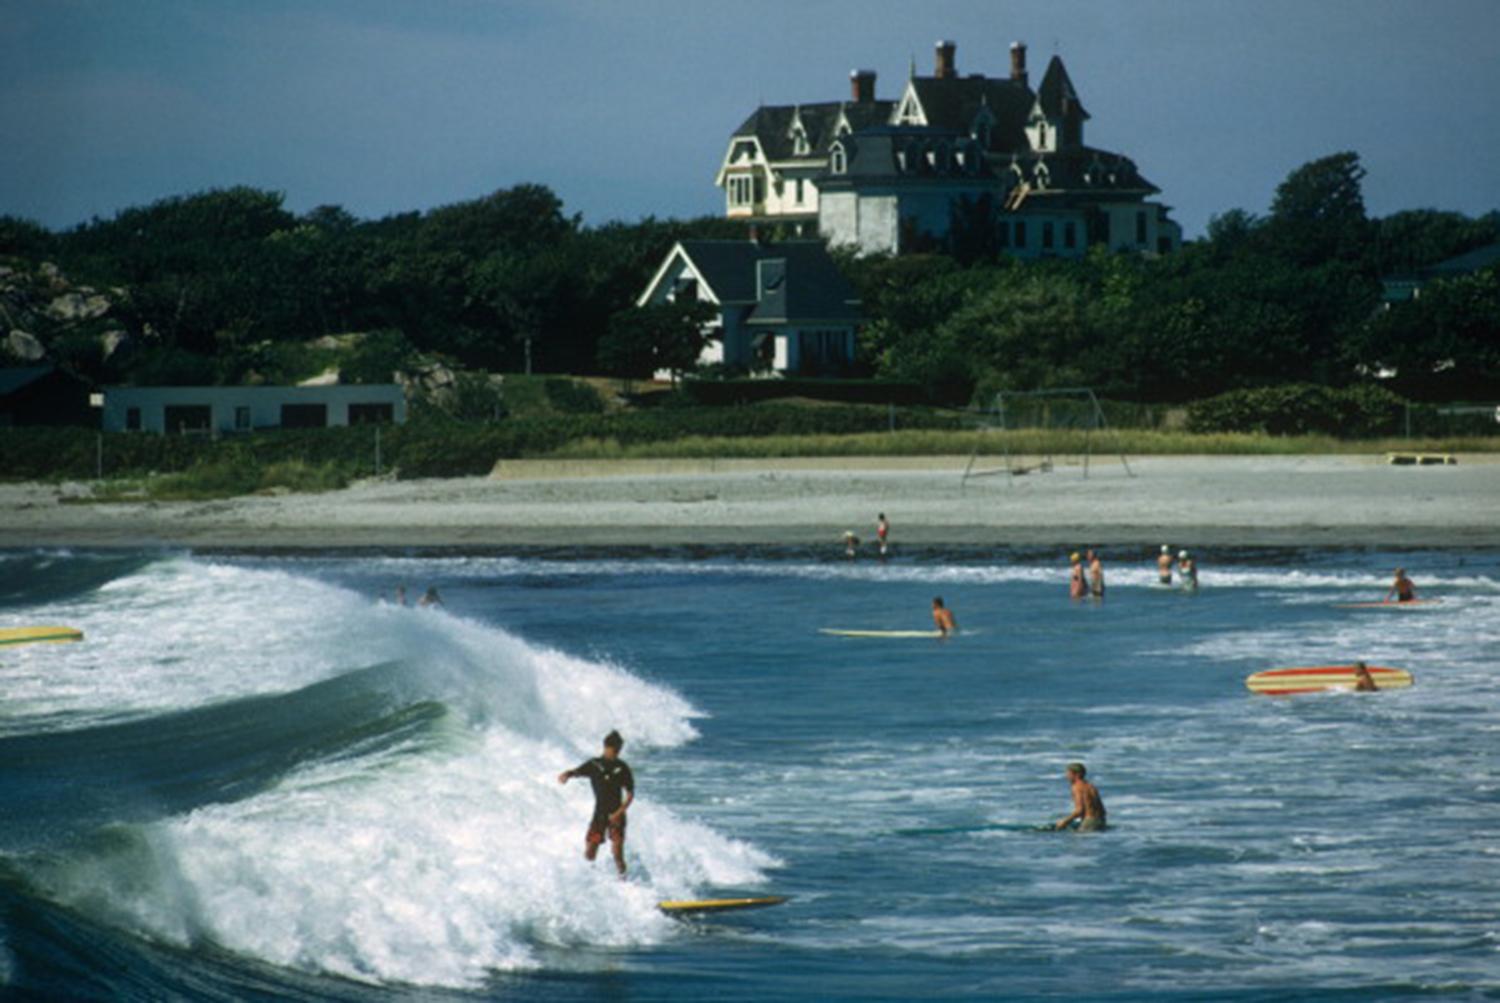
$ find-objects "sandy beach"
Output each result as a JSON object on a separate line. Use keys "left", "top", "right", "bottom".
{"left": 1, "top": 453, "right": 1496, "bottom": 550}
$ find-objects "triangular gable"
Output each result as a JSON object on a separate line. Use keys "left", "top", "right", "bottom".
{"left": 637, "top": 243, "right": 726, "bottom": 308}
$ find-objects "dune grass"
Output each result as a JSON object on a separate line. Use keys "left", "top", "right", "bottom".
{"left": 541, "top": 429, "right": 1496, "bottom": 461}
{"left": 85, "top": 459, "right": 354, "bottom": 503}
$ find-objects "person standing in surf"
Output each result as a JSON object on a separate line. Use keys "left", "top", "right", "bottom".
{"left": 876, "top": 513, "right": 890, "bottom": 557}
{"left": 931, "top": 596, "right": 956, "bottom": 636}
{"left": 1385, "top": 567, "right": 1417, "bottom": 604}
{"left": 558, "top": 730, "right": 635, "bottom": 877}
{"left": 1068, "top": 553, "right": 1088, "bottom": 599}
{"left": 1055, "top": 762, "right": 1107, "bottom": 831}
{"left": 1178, "top": 550, "right": 1198, "bottom": 591}
{"left": 1087, "top": 549, "right": 1105, "bottom": 599}
{"left": 1157, "top": 545, "right": 1174, "bottom": 585}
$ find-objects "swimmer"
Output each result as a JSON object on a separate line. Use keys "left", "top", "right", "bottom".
{"left": 418, "top": 587, "right": 443, "bottom": 607}
{"left": 1055, "top": 762, "right": 1107, "bottom": 831}
{"left": 1385, "top": 567, "right": 1416, "bottom": 604}
{"left": 1157, "top": 544, "right": 1174, "bottom": 585}
{"left": 1178, "top": 550, "right": 1198, "bottom": 591}
{"left": 1087, "top": 549, "right": 1104, "bottom": 599}
{"left": 1352, "top": 661, "right": 1378, "bottom": 692}
{"left": 844, "top": 530, "right": 860, "bottom": 558}
{"left": 931, "top": 596, "right": 957, "bottom": 636}
{"left": 1068, "top": 552, "right": 1088, "bottom": 600}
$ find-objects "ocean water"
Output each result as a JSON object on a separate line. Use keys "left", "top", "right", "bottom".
{"left": 1, "top": 544, "right": 1498, "bottom": 1001}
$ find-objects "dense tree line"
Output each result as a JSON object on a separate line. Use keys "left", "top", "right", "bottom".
{"left": 848, "top": 153, "right": 1499, "bottom": 403}
{"left": 1, "top": 151, "right": 1496, "bottom": 403}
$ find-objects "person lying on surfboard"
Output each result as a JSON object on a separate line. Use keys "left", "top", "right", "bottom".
{"left": 1352, "top": 661, "right": 1379, "bottom": 691}
{"left": 1385, "top": 568, "right": 1417, "bottom": 604}
{"left": 558, "top": 730, "right": 635, "bottom": 877}
{"left": 931, "top": 597, "right": 956, "bottom": 636}
{"left": 1054, "top": 762, "right": 1107, "bottom": 832}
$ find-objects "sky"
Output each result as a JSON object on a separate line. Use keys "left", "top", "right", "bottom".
{"left": 2, "top": 0, "right": 1497, "bottom": 239}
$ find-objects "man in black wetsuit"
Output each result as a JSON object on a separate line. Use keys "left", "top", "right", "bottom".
{"left": 558, "top": 730, "right": 635, "bottom": 876}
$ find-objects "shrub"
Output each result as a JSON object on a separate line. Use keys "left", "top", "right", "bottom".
{"left": 544, "top": 378, "right": 605, "bottom": 414}
{"left": 1186, "top": 384, "right": 1407, "bottom": 437}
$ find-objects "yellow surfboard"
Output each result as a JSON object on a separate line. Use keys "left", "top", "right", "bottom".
{"left": 1246, "top": 665, "right": 1412, "bottom": 696}
{"left": 0, "top": 625, "right": 84, "bottom": 647}
{"left": 658, "top": 895, "right": 788, "bottom": 915}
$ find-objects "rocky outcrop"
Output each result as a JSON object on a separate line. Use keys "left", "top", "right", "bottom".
{"left": 0, "top": 259, "right": 126, "bottom": 366}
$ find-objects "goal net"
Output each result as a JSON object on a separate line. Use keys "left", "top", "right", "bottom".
{"left": 962, "top": 387, "right": 1134, "bottom": 485}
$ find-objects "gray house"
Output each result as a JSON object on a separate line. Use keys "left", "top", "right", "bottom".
{"left": 636, "top": 239, "right": 861, "bottom": 376}
{"left": 101, "top": 384, "right": 406, "bottom": 434}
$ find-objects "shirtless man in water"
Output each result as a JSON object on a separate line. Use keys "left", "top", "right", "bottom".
{"left": 1157, "top": 545, "right": 1174, "bottom": 585}
{"left": 931, "top": 597, "right": 957, "bottom": 636}
{"left": 1055, "top": 762, "right": 1107, "bottom": 831}
{"left": 1385, "top": 567, "right": 1417, "bottom": 604}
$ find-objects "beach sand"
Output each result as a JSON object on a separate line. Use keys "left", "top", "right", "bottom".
{"left": 1, "top": 454, "right": 1496, "bottom": 550}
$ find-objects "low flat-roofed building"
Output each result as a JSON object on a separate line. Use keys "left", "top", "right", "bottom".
{"left": 101, "top": 384, "right": 406, "bottom": 434}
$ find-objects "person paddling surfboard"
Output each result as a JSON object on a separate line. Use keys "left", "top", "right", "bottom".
{"left": 931, "top": 596, "right": 956, "bottom": 636}
{"left": 1385, "top": 567, "right": 1417, "bottom": 604}
{"left": 1054, "top": 762, "right": 1107, "bottom": 832}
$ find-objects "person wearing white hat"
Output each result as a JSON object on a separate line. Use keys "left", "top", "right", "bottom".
{"left": 1156, "top": 544, "right": 1174, "bottom": 586}
{"left": 1178, "top": 550, "right": 1198, "bottom": 590}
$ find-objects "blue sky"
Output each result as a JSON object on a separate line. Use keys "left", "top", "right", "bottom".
{"left": 2, "top": 0, "right": 1496, "bottom": 238}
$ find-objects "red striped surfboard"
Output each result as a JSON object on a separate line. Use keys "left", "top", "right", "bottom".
{"left": 1246, "top": 665, "right": 1413, "bottom": 696}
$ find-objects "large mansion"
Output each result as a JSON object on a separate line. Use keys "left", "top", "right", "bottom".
{"left": 715, "top": 40, "right": 1181, "bottom": 258}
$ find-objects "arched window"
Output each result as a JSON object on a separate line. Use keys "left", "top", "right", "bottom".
{"left": 831, "top": 143, "right": 847, "bottom": 174}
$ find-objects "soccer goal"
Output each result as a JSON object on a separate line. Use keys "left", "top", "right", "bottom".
{"left": 962, "top": 387, "right": 1134, "bottom": 486}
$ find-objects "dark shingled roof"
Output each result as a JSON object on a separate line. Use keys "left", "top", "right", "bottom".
{"left": 732, "top": 100, "right": 897, "bottom": 161}
{"left": 907, "top": 75, "right": 1034, "bottom": 154}
{"left": 0, "top": 366, "right": 55, "bottom": 397}
{"left": 1005, "top": 146, "right": 1159, "bottom": 196}
{"left": 1036, "top": 55, "right": 1089, "bottom": 121}
{"left": 675, "top": 240, "right": 860, "bottom": 324}
{"left": 821, "top": 126, "right": 991, "bottom": 186}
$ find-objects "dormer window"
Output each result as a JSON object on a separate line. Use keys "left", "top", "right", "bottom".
{"left": 831, "top": 143, "right": 848, "bottom": 174}
{"left": 792, "top": 127, "right": 810, "bottom": 156}
{"left": 1036, "top": 120, "right": 1049, "bottom": 150}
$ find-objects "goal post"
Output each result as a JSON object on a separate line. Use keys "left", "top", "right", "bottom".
{"left": 962, "top": 387, "right": 1134, "bottom": 486}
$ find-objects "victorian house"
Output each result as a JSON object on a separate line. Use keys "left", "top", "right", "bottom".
{"left": 715, "top": 40, "right": 1181, "bottom": 258}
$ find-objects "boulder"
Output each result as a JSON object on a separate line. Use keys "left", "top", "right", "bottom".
{"left": 6, "top": 329, "right": 46, "bottom": 360}
{"left": 46, "top": 291, "right": 112, "bottom": 322}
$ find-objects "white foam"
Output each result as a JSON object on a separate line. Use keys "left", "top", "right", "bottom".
{"left": 11, "top": 555, "right": 772, "bottom": 987}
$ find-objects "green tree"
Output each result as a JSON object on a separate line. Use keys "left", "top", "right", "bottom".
{"left": 599, "top": 301, "right": 715, "bottom": 384}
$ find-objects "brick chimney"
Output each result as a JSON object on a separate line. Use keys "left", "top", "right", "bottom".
{"left": 935, "top": 40, "right": 957, "bottom": 79}
{"left": 1010, "top": 41, "right": 1027, "bottom": 85}
{"left": 850, "top": 69, "right": 877, "bottom": 103}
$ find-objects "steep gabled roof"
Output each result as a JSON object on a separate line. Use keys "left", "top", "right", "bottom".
{"left": 1036, "top": 55, "right": 1089, "bottom": 120}
{"left": 907, "top": 76, "right": 1034, "bottom": 153}
{"left": 672, "top": 241, "right": 860, "bottom": 323}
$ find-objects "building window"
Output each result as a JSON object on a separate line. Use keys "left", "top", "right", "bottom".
{"left": 1136, "top": 210, "right": 1147, "bottom": 245}
{"left": 280, "top": 403, "right": 327, "bottom": 429}
{"left": 234, "top": 405, "right": 251, "bottom": 431}
{"left": 164, "top": 405, "right": 211, "bottom": 435}
{"left": 996, "top": 221, "right": 1010, "bottom": 247}
{"left": 1014, "top": 221, "right": 1027, "bottom": 248}
{"left": 800, "top": 329, "right": 850, "bottom": 372}
{"left": 1042, "top": 222, "right": 1054, "bottom": 249}
{"left": 125, "top": 406, "right": 141, "bottom": 431}
{"left": 1037, "top": 121, "right": 1048, "bottom": 149}
{"left": 348, "top": 402, "right": 394, "bottom": 426}
{"left": 831, "top": 146, "right": 847, "bottom": 174}
{"left": 729, "top": 176, "right": 754, "bottom": 206}
{"left": 1064, "top": 221, "right": 1077, "bottom": 249}
{"left": 795, "top": 178, "right": 805, "bottom": 203}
